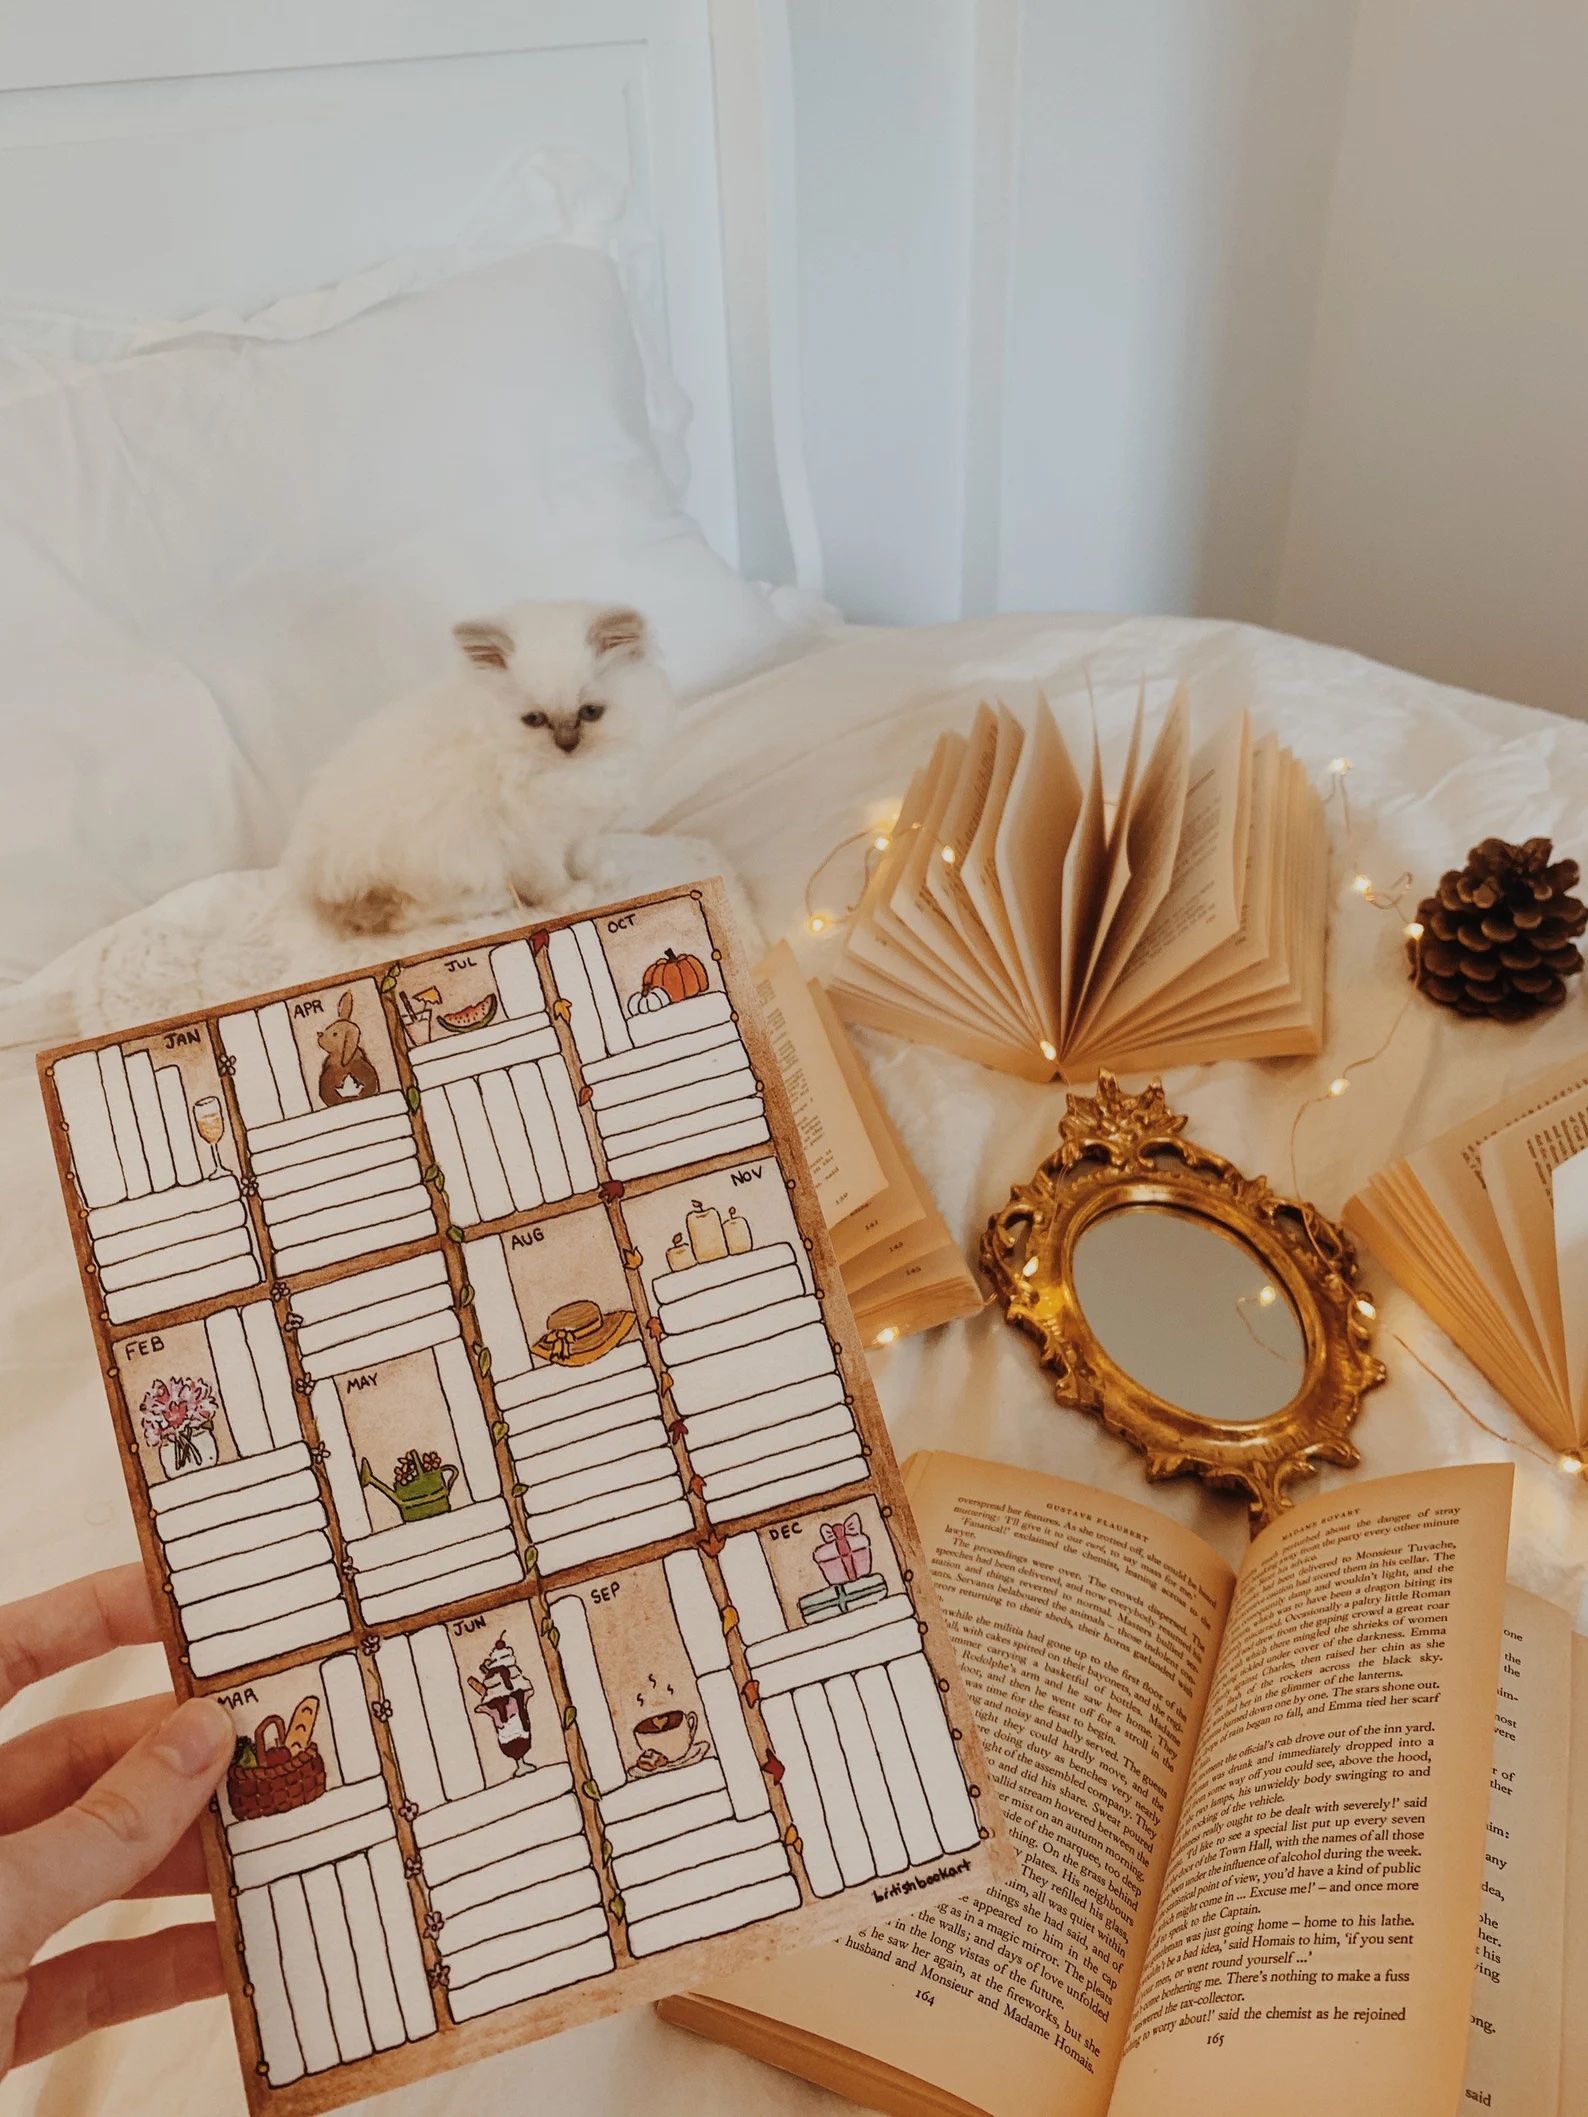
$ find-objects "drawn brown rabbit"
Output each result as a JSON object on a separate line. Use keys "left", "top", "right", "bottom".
{"left": 316, "top": 991, "right": 380, "bottom": 1107}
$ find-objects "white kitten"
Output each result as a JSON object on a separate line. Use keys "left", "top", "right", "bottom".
{"left": 288, "top": 600, "right": 676, "bottom": 935}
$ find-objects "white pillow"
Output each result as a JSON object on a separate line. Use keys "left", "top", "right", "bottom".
{"left": 0, "top": 240, "right": 812, "bottom": 983}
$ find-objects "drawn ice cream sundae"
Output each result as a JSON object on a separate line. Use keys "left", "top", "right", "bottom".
{"left": 468, "top": 1634, "right": 536, "bottom": 1775}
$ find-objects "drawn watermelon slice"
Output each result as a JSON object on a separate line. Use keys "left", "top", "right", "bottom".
{"left": 438, "top": 994, "right": 499, "bottom": 1035}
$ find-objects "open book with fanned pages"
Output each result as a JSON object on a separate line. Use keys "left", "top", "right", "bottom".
{"left": 828, "top": 687, "right": 1328, "bottom": 1081}
{"left": 660, "top": 1452, "right": 1588, "bottom": 2117}
{"left": 1344, "top": 1051, "right": 1588, "bottom": 1457}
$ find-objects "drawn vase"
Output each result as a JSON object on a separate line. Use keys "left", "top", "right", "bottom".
{"left": 159, "top": 1427, "right": 219, "bottom": 1478}
{"left": 723, "top": 1208, "right": 752, "bottom": 1254}
{"left": 666, "top": 1234, "right": 694, "bottom": 1273}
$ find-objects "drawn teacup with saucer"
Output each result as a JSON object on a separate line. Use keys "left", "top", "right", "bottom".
{"left": 631, "top": 1708, "right": 705, "bottom": 1773}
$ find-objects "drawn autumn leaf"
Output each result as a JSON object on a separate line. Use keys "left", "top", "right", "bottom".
{"left": 512, "top": 1481, "right": 528, "bottom": 1500}
{"left": 577, "top": 1082, "right": 593, "bottom": 1105}
{"left": 581, "top": 1777, "right": 601, "bottom": 1802}
{"left": 622, "top": 1249, "right": 641, "bottom": 1269}
{"left": 490, "top": 1419, "right": 508, "bottom": 1442}
{"left": 562, "top": 1703, "right": 577, "bottom": 1729}
{"left": 447, "top": 1224, "right": 466, "bottom": 1243}
{"left": 457, "top": 1282, "right": 474, "bottom": 1308}
{"left": 423, "top": 1162, "right": 443, "bottom": 1186}
{"left": 608, "top": 1894, "right": 626, "bottom": 1921}
{"left": 405, "top": 1084, "right": 421, "bottom": 1111}
{"left": 720, "top": 1604, "right": 739, "bottom": 1633}
{"left": 741, "top": 1678, "right": 760, "bottom": 1708}
{"left": 378, "top": 968, "right": 399, "bottom": 994}
{"left": 473, "top": 1343, "right": 493, "bottom": 1378}
{"left": 551, "top": 997, "right": 571, "bottom": 1023}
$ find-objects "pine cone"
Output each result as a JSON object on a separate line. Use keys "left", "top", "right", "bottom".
{"left": 1409, "top": 836, "right": 1586, "bottom": 1019}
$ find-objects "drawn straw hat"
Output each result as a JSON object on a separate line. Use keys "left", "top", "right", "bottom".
{"left": 532, "top": 1298, "right": 637, "bottom": 1367}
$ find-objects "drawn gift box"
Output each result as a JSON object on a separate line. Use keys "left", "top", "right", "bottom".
{"left": 813, "top": 1515, "right": 873, "bottom": 1585}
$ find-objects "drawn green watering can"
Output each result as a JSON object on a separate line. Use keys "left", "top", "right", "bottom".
{"left": 359, "top": 1448, "right": 458, "bottom": 1523}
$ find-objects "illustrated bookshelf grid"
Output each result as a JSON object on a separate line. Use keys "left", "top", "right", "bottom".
{"left": 40, "top": 885, "right": 995, "bottom": 2115}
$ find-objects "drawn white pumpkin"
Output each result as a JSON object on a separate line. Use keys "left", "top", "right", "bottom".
{"left": 626, "top": 985, "right": 672, "bottom": 1016}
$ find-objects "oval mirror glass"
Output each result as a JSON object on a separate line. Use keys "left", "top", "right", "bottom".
{"left": 1070, "top": 1203, "right": 1305, "bottom": 1422}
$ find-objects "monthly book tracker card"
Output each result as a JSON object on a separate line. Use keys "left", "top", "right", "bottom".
{"left": 38, "top": 881, "right": 1006, "bottom": 2114}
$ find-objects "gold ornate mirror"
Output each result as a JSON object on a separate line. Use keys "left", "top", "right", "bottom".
{"left": 981, "top": 1075, "right": 1385, "bottom": 1528}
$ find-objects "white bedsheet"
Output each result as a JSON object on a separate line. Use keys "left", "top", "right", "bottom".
{"left": 4, "top": 612, "right": 1587, "bottom": 2116}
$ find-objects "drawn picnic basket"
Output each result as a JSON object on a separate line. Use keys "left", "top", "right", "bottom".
{"left": 226, "top": 1697, "right": 325, "bottom": 1821}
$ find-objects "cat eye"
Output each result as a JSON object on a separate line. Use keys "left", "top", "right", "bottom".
{"left": 521, "top": 710, "right": 547, "bottom": 728}
{"left": 579, "top": 702, "right": 606, "bottom": 722}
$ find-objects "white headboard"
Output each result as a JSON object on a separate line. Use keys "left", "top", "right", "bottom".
{"left": 0, "top": 0, "right": 820, "bottom": 594}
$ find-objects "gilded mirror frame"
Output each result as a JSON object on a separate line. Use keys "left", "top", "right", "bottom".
{"left": 981, "top": 1075, "right": 1385, "bottom": 1528}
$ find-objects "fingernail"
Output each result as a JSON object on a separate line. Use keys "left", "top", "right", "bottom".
{"left": 154, "top": 1698, "right": 234, "bottom": 1777}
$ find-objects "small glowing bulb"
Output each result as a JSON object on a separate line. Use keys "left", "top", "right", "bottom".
{"left": 1352, "top": 874, "right": 1373, "bottom": 897}
{"left": 1330, "top": 757, "right": 1352, "bottom": 775}
{"left": 1405, "top": 920, "right": 1424, "bottom": 941}
{"left": 873, "top": 834, "right": 891, "bottom": 852}
{"left": 1329, "top": 1076, "right": 1350, "bottom": 1097}
{"left": 941, "top": 845, "right": 957, "bottom": 866}
{"left": 1257, "top": 1285, "right": 1277, "bottom": 1309}
{"left": 875, "top": 1326, "right": 899, "bottom": 1347}
{"left": 1559, "top": 1451, "right": 1584, "bottom": 1478}
{"left": 1021, "top": 1256, "right": 1040, "bottom": 1279}
{"left": 806, "top": 914, "right": 828, "bottom": 935}
{"left": 1355, "top": 1296, "right": 1377, "bottom": 1321}
{"left": 1039, "top": 1040, "right": 1058, "bottom": 1064}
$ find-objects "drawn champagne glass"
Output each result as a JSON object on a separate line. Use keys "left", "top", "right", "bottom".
{"left": 192, "top": 1095, "right": 226, "bottom": 1177}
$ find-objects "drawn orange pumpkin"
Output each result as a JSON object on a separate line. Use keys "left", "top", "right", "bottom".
{"left": 641, "top": 949, "right": 709, "bottom": 1004}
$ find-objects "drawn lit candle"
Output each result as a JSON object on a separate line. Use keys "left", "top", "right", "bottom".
{"left": 666, "top": 1232, "right": 694, "bottom": 1273}
{"left": 686, "top": 1200, "right": 727, "bottom": 1263}
{"left": 723, "top": 1207, "right": 752, "bottom": 1254}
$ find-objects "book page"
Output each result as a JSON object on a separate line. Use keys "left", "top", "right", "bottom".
{"left": 1478, "top": 1081, "right": 1588, "bottom": 1411}
{"left": 1110, "top": 1463, "right": 1512, "bottom": 2117}
{"left": 1553, "top": 1144, "right": 1588, "bottom": 1445}
{"left": 1085, "top": 712, "right": 1248, "bottom": 1040}
{"left": 678, "top": 1454, "right": 1235, "bottom": 2117}
{"left": 1561, "top": 1636, "right": 1588, "bottom": 2114}
{"left": 1460, "top": 1585, "right": 1572, "bottom": 2116}
{"left": 992, "top": 691, "right": 1083, "bottom": 1051}
{"left": 1066, "top": 689, "right": 1191, "bottom": 1044}
{"left": 754, "top": 941, "right": 886, "bottom": 1228}
{"left": 957, "top": 699, "right": 1049, "bottom": 1046}
{"left": 924, "top": 701, "right": 1041, "bottom": 1038}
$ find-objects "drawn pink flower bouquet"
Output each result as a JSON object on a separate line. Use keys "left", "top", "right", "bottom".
{"left": 140, "top": 1375, "right": 221, "bottom": 1476}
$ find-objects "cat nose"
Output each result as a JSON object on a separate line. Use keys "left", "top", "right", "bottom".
{"left": 554, "top": 726, "right": 582, "bottom": 753}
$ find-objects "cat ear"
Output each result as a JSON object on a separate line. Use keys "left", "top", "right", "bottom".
{"left": 454, "top": 619, "right": 514, "bottom": 671}
{"left": 587, "top": 605, "right": 648, "bottom": 663}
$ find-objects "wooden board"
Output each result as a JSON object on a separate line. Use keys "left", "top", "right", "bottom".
{"left": 37, "top": 880, "right": 1007, "bottom": 2114}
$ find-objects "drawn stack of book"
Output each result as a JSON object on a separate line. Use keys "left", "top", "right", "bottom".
{"left": 39, "top": 882, "right": 1003, "bottom": 2116}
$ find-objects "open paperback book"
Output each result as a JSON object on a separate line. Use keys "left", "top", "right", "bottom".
{"left": 1344, "top": 1051, "right": 1588, "bottom": 1458}
{"left": 754, "top": 941, "right": 982, "bottom": 1347}
{"left": 36, "top": 882, "right": 1008, "bottom": 2116}
{"left": 828, "top": 686, "right": 1328, "bottom": 1081}
{"left": 662, "top": 1453, "right": 1588, "bottom": 2117}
